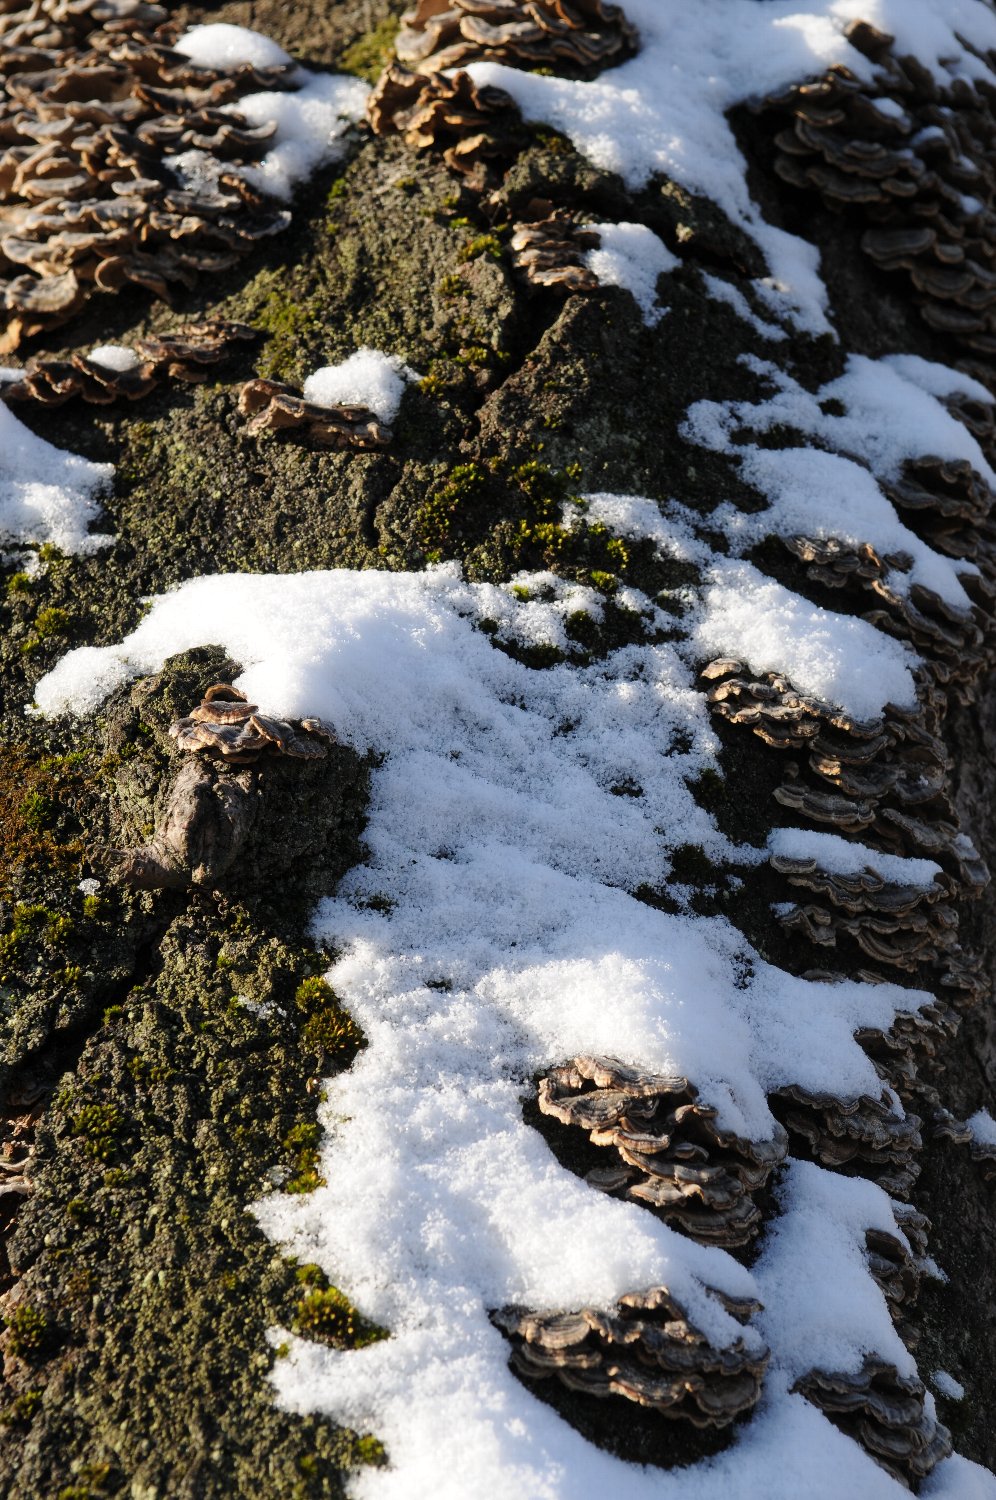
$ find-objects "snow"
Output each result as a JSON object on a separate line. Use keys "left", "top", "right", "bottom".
{"left": 967, "top": 1109, "right": 996, "bottom": 1148}
{"left": 174, "top": 23, "right": 292, "bottom": 70}
{"left": 22, "top": 4, "right": 996, "bottom": 1496}
{"left": 88, "top": 344, "right": 141, "bottom": 372}
{"left": 582, "top": 221, "right": 678, "bottom": 327}
{"left": 684, "top": 355, "right": 989, "bottom": 609}
{"left": 303, "top": 351, "right": 419, "bottom": 422}
{"left": 230, "top": 73, "right": 370, "bottom": 202}
{"left": 36, "top": 564, "right": 961, "bottom": 1498}
{"left": 700, "top": 272, "right": 789, "bottom": 343}
{"left": 695, "top": 558, "right": 918, "bottom": 717}
{"left": 0, "top": 402, "right": 113, "bottom": 556}
{"left": 466, "top": 0, "right": 996, "bottom": 334}
{"left": 932, "top": 1370, "right": 966, "bottom": 1401}
{"left": 769, "top": 828, "right": 942, "bottom": 887}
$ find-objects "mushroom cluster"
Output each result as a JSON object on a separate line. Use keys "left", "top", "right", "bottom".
{"left": 368, "top": 0, "right": 637, "bottom": 189}
{"left": 773, "top": 1082, "right": 922, "bottom": 1197}
{"left": 493, "top": 1283, "right": 766, "bottom": 1430}
{"left": 0, "top": 318, "right": 254, "bottom": 404}
{"left": 702, "top": 661, "right": 987, "bottom": 896}
{"left": 509, "top": 202, "right": 600, "bottom": 293}
{"left": 169, "top": 683, "right": 336, "bottom": 765}
{"left": 537, "top": 1055, "right": 788, "bottom": 1249}
{"left": 118, "top": 684, "right": 338, "bottom": 890}
{"left": 237, "top": 377, "right": 392, "bottom": 449}
{"left": 758, "top": 18, "right": 996, "bottom": 376}
{"left": 0, "top": 1078, "right": 41, "bottom": 1299}
{"left": 0, "top": 3, "right": 302, "bottom": 347}
{"left": 368, "top": 64, "right": 525, "bottom": 187}
{"left": 795, "top": 1358, "right": 952, "bottom": 1489}
{"left": 394, "top": 0, "right": 638, "bottom": 80}
{"left": 783, "top": 534, "right": 988, "bottom": 699}
{"left": 768, "top": 843, "right": 958, "bottom": 974}
{"left": 865, "top": 1203, "right": 929, "bottom": 1346}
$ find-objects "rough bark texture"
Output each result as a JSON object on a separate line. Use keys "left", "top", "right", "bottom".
{"left": 1, "top": 2, "right": 995, "bottom": 1496}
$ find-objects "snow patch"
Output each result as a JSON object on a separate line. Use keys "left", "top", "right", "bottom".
{"left": 88, "top": 344, "right": 141, "bottom": 372}
{"left": 582, "top": 221, "right": 678, "bottom": 327}
{"left": 174, "top": 23, "right": 293, "bottom": 70}
{"left": 0, "top": 403, "right": 113, "bottom": 556}
{"left": 769, "top": 828, "right": 942, "bottom": 887}
{"left": 303, "top": 350, "right": 419, "bottom": 422}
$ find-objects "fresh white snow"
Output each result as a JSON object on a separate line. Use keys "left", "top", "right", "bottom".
{"left": 303, "top": 351, "right": 420, "bottom": 422}
{"left": 768, "top": 828, "right": 943, "bottom": 887}
{"left": 967, "top": 1108, "right": 996, "bottom": 1148}
{"left": 932, "top": 1370, "right": 966, "bottom": 1401}
{"left": 172, "top": 24, "right": 369, "bottom": 203}
{"left": 87, "top": 345, "right": 142, "bottom": 372}
{"left": 582, "top": 221, "right": 679, "bottom": 327}
{"left": 0, "top": 402, "right": 113, "bottom": 556}
{"left": 173, "top": 22, "right": 293, "bottom": 70}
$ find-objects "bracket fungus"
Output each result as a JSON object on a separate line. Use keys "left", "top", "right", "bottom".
{"left": 0, "top": 318, "right": 254, "bottom": 404}
{"left": 237, "top": 378, "right": 392, "bottom": 449}
{"left": 367, "top": 64, "right": 525, "bottom": 188}
{"left": 509, "top": 202, "right": 601, "bottom": 293}
{"left": 794, "top": 1358, "right": 952, "bottom": 1489}
{"left": 394, "top": 0, "right": 638, "bottom": 81}
{"left": 757, "top": 17, "right": 996, "bottom": 377}
{"left": 0, "top": 3, "right": 305, "bottom": 347}
{"left": 169, "top": 684, "right": 336, "bottom": 766}
{"left": 116, "top": 685, "right": 338, "bottom": 890}
{"left": 536, "top": 1055, "right": 787, "bottom": 1250}
{"left": 493, "top": 1283, "right": 766, "bottom": 1432}
{"left": 368, "top": 0, "right": 636, "bottom": 189}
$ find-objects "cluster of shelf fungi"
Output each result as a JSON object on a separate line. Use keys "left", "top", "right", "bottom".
{"left": 758, "top": 18, "right": 996, "bottom": 383}
{"left": 1, "top": 0, "right": 995, "bottom": 1490}
{"left": 0, "top": 0, "right": 304, "bottom": 350}
{"left": 362, "top": 7, "right": 996, "bottom": 1488}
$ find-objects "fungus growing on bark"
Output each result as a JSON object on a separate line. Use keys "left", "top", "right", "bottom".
{"left": 758, "top": 17, "right": 996, "bottom": 374}
{"left": 536, "top": 1054, "right": 787, "bottom": 1248}
{"left": 367, "top": 63, "right": 525, "bottom": 187}
{"left": 0, "top": 7, "right": 311, "bottom": 346}
{"left": 795, "top": 1357, "right": 952, "bottom": 1488}
{"left": 169, "top": 683, "right": 336, "bottom": 765}
{"left": 0, "top": 319, "right": 254, "bottom": 404}
{"left": 493, "top": 1282, "right": 766, "bottom": 1432}
{"left": 509, "top": 202, "right": 601, "bottom": 292}
{"left": 116, "top": 685, "right": 338, "bottom": 889}
{"left": 368, "top": 0, "right": 636, "bottom": 188}
{"left": 769, "top": 845, "right": 958, "bottom": 974}
{"left": 237, "top": 377, "right": 392, "bottom": 449}
{"left": 394, "top": 0, "right": 638, "bottom": 80}
{"left": 772, "top": 1083, "right": 922, "bottom": 1197}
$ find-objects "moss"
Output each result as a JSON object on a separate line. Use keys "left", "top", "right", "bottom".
{"left": 670, "top": 844, "right": 716, "bottom": 884}
{"left": 6, "top": 571, "right": 32, "bottom": 596}
{"left": 295, "top": 977, "right": 366, "bottom": 1065}
{"left": 283, "top": 1122, "right": 325, "bottom": 1195}
{"left": 56, "top": 1462, "right": 115, "bottom": 1500}
{"left": 459, "top": 234, "right": 503, "bottom": 263}
{"left": 0, "top": 1390, "right": 43, "bottom": 1427}
{"left": 0, "top": 745, "right": 95, "bottom": 896}
{"left": 69, "top": 1102, "right": 127, "bottom": 1163}
{"left": 293, "top": 1277, "right": 387, "bottom": 1350}
{"left": 4, "top": 1305, "right": 49, "bottom": 1360}
{"left": 339, "top": 14, "right": 401, "bottom": 84}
